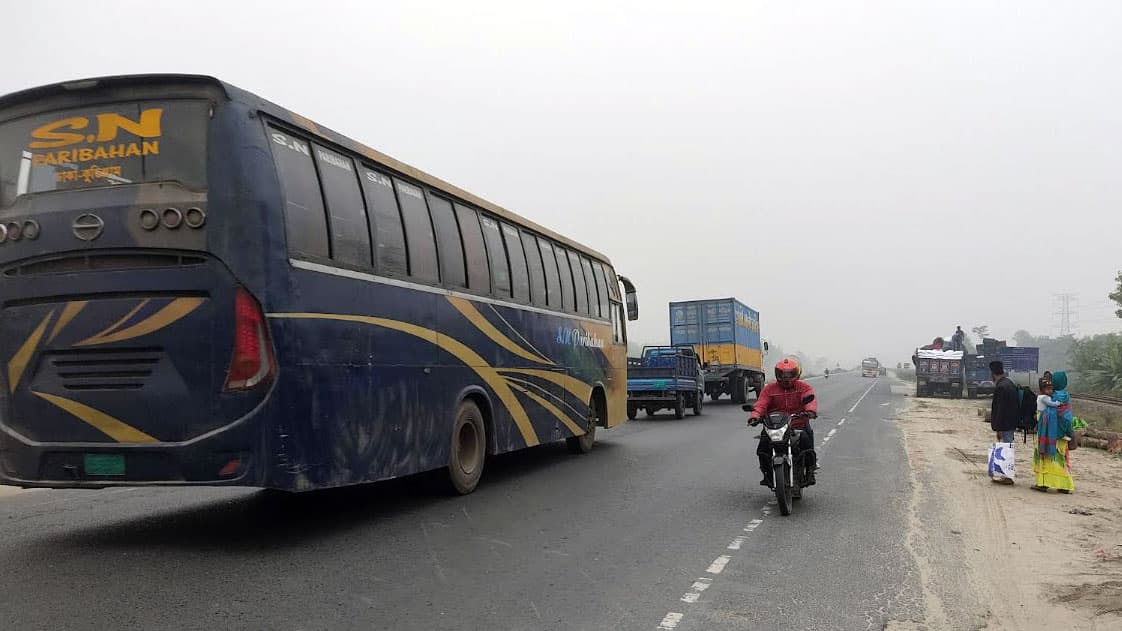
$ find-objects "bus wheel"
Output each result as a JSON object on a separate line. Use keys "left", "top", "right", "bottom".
{"left": 567, "top": 397, "right": 599, "bottom": 454}
{"left": 448, "top": 400, "right": 486, "bottom": 495}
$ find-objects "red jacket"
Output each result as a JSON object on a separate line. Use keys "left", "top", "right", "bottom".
{"left": 751, "top": 380, "right": 818, "bottom": 420}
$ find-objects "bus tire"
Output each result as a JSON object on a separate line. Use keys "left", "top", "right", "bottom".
{"left": 448, "top": 400, "right": 487, "bottom": 495}
{"left": 567, "top": 396, "right": 599, "bottom": 454}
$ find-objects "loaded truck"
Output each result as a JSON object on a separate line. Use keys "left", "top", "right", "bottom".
{"left": 965, "top": 354, "right": 995, "bottom": 399}
{"left": 913, "top": 348, "right": 965, "bottom": 398}
{"left": 669, "top": 299, "right": 766, "bottom": 404}
{"left": 626, "top": 346, "right": 704, "bottom": 419}
{"left": 861, "top": 357, "right": 880, "bottom": 377}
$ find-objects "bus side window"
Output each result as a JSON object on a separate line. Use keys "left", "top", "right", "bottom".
{"left": 268, "top": 127, "right": 329, "bottom": 259}
{"left": 427, "top": 193, "right": 467, "bottom": 289}
{"left": 521, "top": 231, "right": 547, "bottom": 307}
{"left": 393, "top": 178, "right": 439, "bottom": 283}
{"left": 566, "top": 249, "right": 590, "bottom": 315}
{"left": 580, "top": 256, "right": 601, "bottom": 318}
{"left": 604, "top": 265, "right": 621, "bottom": 301}
{"left": 455, "top": 203, "right": 490, "bottom": 293}
{"left": 592, "top": 261, "right": 612, "bottom": 321}
{"left": 537, "top": 239, "right": 564, "bottom": 310}
{"left": 480, "top": 216, "right": 511, "bottom": 298}
{"left": 501, "top": 222, "right": 530, "bottom": 303}
{"left": 552, "top": 242, "right": 576, "bottom": 312}
{"left": 312, "top": 144, "right": 371, "bottom": 268}
{"left": 610, "top": 300, "right": 622, "bottom": 343}
{"left": 359, "top": 167, "right": 408, "bottom": 276}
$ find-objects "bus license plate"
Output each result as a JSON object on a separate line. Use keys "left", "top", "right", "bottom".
{"left": 84, "top": 454, "right": 125, "bottom": 476}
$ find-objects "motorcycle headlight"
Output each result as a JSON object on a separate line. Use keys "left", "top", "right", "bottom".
{"left": 766, "top": 426, "right": 788, "bottom": 442}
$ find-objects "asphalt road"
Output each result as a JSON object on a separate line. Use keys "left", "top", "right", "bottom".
{"left": 0, "top": 372, "right": 920, "bottom": 630}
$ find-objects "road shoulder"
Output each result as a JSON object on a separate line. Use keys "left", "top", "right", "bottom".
{"left": 892, "top": 388, "right": 1122, "bottom": 630}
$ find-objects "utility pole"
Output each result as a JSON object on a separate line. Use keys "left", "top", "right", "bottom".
{"left": 1053, "top": 293, "right": 1078, "bottom": 337}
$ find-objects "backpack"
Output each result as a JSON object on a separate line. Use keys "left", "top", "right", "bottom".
{"left": 1015, "top": 385, "right": 1037, "bottom": 443}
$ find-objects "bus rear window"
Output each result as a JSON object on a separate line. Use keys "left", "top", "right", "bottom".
{"left": 0, "top": 100, "right": 208, "bottom": 208}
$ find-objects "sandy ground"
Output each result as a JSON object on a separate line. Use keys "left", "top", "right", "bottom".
{"left": 0, "top": 485, "right": 39, "bottom": 499}
{"left": 889, "top": 382, "right": 1122, "bottom": 630}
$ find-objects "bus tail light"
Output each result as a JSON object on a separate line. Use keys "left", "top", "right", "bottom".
{"left": 224, "top": 288, "right": 277, "bottom": 391}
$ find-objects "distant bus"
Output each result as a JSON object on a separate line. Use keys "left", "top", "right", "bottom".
{"left": 0, "top": 74, "right": 638, "bottom": 494}
{"left": 861, "top": 358, "right": 880, "bottom": 378}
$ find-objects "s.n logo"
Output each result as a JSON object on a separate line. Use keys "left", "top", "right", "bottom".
{"left": 29, "top": 108, "right": 163, "bottom": 149}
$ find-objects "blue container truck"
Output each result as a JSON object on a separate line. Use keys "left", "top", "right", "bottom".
{"left": 669, "top": 298, "right": 766, "bottom": 403}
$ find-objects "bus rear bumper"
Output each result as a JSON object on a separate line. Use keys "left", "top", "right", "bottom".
{"left": 0, "top": 430, "right": 266, "bottom": 490}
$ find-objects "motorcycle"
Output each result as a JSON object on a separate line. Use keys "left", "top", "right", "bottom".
{"left": 743, "top": 394, "right": 815, "bottom": 516}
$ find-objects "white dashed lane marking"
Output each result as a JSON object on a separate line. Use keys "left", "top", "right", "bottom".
{"left": 655, "top": 380, "right": 871, "bottom": 628}
{"left": 706, "top": 555, "right": 732, "bottom": 574}
{"left": 658, "top": 612, "right": 684, "bottom": 629}
{"left": 848, "top": 378, "right": 878, "bottom": 413}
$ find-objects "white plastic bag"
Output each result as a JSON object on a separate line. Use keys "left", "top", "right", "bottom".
{"left": 988, "top": 442, "right": 1016, "bottom": 481}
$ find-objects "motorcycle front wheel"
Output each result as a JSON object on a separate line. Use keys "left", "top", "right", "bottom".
{"left": 773, "top": 462, "right": 793, "bottom": 516}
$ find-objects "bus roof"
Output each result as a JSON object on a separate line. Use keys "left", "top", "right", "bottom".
{"left": 0, "top": 73, "right": 611, "bottom": 263}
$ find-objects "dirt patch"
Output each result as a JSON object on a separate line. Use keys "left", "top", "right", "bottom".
{"left": 0, "top": 485, "right": 39, "bottom": 499}
{"left": 897, "top": 389, "right": 1122, "bottom": 630}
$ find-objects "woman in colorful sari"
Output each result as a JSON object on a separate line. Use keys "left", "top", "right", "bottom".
{"left": 1032, "top": 371, "right": 1075, "bottom": 492}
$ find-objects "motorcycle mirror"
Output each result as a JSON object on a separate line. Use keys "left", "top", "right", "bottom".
{"left": 741, "top": 404, "right": 753, "bottom": 412}
{"left": 802, "top": 394, "right": 815, "bottom": 405}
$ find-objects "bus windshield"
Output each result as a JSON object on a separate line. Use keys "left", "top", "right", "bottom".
{"left": 0, "top": 99, "right": 209, "bottom": 208}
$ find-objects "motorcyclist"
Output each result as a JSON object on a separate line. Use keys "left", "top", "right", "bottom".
{"left": 748, "top": 357, "right": 819, "bottom": 487}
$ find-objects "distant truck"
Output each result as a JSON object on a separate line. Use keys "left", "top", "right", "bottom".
{"left": 913, "top": 349, "right": 965, "bottom": 398}
{"left": 965, "top": 355, "right": 996, "bottom": 399}
{"left": 626, "top": 346, "right": 704, "bottom": 419}
{"left": 861, "top": 358, "right": 881, "bottom": 378}
{"left": 669, "top": 299, "right": 767, "bottom": 404}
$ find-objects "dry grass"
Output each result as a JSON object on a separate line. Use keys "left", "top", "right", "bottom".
{"left": 1075, "top": 398, "right": 1122, "bottom": 434}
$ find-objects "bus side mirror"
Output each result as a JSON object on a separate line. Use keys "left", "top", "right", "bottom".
{"left": 618, "top": 275, "right": 639, "bottom": 321}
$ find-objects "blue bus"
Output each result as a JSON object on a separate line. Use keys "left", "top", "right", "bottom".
{"left": 0, "top": 75, "right": 638, "bottom": 494}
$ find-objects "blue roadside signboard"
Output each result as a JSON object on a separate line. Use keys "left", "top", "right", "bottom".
{"left": 999, "top": 347, "right": 1040, "bottom": 372}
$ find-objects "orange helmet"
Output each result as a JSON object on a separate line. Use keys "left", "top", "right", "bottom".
{"left": 775, "top": 357, "right": 801, "bottom": 386}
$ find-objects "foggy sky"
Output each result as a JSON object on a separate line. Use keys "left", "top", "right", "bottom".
{"left": 5, "top": 1, "right": 1120, "bottom": 366}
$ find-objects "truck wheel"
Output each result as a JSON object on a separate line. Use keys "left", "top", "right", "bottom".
{"left": 710, "top": 392, "right": 721, "bottom": 401}
{"left": 447, "top": 400, "right": 486, "bottom": 495}
{"left": 731, "top": 375, "right": 746, "bottom": 404}
{"left": 674, "top": 393, "right": 685, "bottom": 419}
{"left": 646, "top": 406, "right": 658, "bottom": 417}
{"left": 626, "top": 403, "right": 637, "bottom": 420}
{"left": 693, "top": 392, "right": 703, "bottom": 416}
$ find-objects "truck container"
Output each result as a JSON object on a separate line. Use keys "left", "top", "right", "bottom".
{"left": 669, "top": 298, "right": 766, "bottom": 403}
{"left": 913, "top": 349, "right": 965, "bottom": 398}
